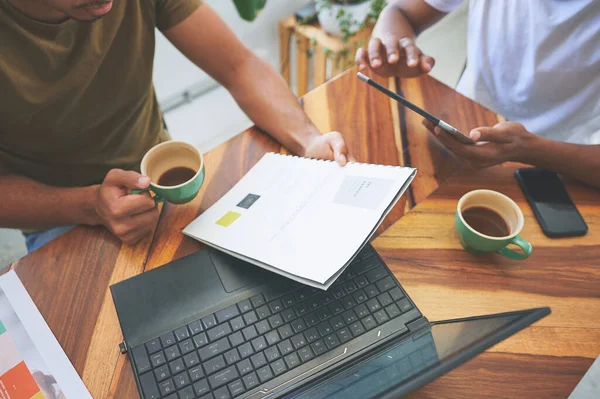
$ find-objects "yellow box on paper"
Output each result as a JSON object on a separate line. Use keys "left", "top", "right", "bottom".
{"left": 216, "top": 211, "right": 241, "bottom": 228}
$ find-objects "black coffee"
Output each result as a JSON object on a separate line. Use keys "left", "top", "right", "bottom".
{"left": 157, "top": 167, "right": 196, "bottom": 186}
{"left": 462, "top": 206, "right": 510, "bottom": 237}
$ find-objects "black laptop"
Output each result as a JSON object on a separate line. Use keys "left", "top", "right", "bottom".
{"left": 111, "top": 244, "right": 549, "bottom": 399}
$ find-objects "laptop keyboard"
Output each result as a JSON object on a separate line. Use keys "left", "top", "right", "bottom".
{"left": 130, "top": 247, "right": 414, "bottom": 399}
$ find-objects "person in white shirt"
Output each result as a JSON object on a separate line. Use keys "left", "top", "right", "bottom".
{"left": 356, "top": 0, "right": 600, "bottom": 188}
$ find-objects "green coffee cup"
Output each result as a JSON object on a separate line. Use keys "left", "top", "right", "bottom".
{"left": 134, "top": 141, "right": 205, "bottom": 204}
{"left": 456, "top": 189, "right": 532, "bottom": 260}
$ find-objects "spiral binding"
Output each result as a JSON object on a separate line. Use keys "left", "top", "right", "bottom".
{"left": 266, "top": 152, "right": 413, "bottom": 170}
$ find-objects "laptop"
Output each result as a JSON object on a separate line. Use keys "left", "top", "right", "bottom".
{"left": 111, "top": 244, "right": 549, "bottom": 399}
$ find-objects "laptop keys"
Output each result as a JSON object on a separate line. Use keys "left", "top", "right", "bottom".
{"left": 174, "top": 326, "right": 190, "bottom": 342}
{"left": 256, "top": 365, "right": 274, "bottom": 383}
{"left": 348, "top": 321, "right": 366, "bottom": 337}
{"left": 179, "top": 338, "right": 194, "bottom": 355}
{"left": 134, "top": 252, "right": 416, "bottom": 399}
{"left": 324, "top": 334, "right": 341, "bottom": 349}
{"left": 366, "top": 267, "right": 387, "bottom": 283}
{"left": 184, "top": 352, "right": 200, "bottom": 368}
{"left": 204, "top": 355, "right": 227, "bottom": 374}
{"left": 158, "top": 379, "right": 175, "bottom": 396}
{"left": 250, "top": 294, "right": 266, "bottom": 308}
{"left": 376, "top": 276, "right": 396, "bottom": 292}
{"left": 169, "top": 358, "right": 185, "bottom": 375}
{"left": 243, "top": 372, "right": 260, "bottom": 390}
{"left": 255, "top": 320, "right": 270, "bottom": 335}
{"left": 139, "top": 371, "right": 161, "bottom": 399}
{"left": 214, "top": 386, "right": 231, "bottom": 399}
{"left": 336, "top": 328, "right": 353, "bottom": 343}
{"left": 225, "top": 348, "right": 241, "bottom": 365}
{"left": 237, "top": 358, "right": 253, "bottom": 375}
{"left": 194, "top": 379, "right": 210, "bottom": 397}
{"left": 154, "top": 365, "right": 170, "bottom": 382}
{"left": 264, "top": 346, "right": 281, "bottom": 362}
{"left": 298, "top": 346, "right": 314, "bottom": 362}
{"left": 145, "top": 338, "right": 161, "bottom": 355}
{"left": 173, "top": 372, "right": 191, "bottom": 389}
{"left": 238, "top": 299, "right": 253, "bottom": 313}
{"left": 202, "top": 314, "right": 217, "bottom": 330}
{"left": 310, "top": 340, "right": 326, "bottom": 355}
{"left": 284, "top": 353, "right": 301, "bottom": 369}
{"left": 188, "top": 320, "right": 203, "bottom": 335}
{"left": 362, "top": 315, "right": 377, "bottom": 330}
{"left": 193, "top": 333, "right": 208, "bottom": 348}
{"left": 189, "top": 366, "right": 204, "bottom": 382}
{"left": 216, "top": 304, "right": 240, "bottom": 324}
{"left": 132, "top": 345, "right": 151, "bottom": 374}
{"left": 207, "top": 323, "right": 232, "bottom": 342}
{"left": 269, "top": 299, "right": 284, "bottom": 313}
{"left": 150, "top": 352, "right": 166, "bottom": 368}
{"left": 230, "top": 316, "right": 245, "bottom": 331}
{"left": 164, "top": 346, "right": 180, "bottom": 361}
{"left": 397, "top": 298, "right": 413, "bottom": 313}
{"left": 229, "top": 379, "right": 246, "bottom": 396}
{"left": 208, "top": 365, "right": 239, "bottom": 389}
{"left": 373, "top": 310, "right": 390, "bottom": 325}
{"left": 199, "top": 338, "right": 231, "bottom": 361}
{"left": 160, "top": 332, "right": 176, "bottom": 348}
{"left": 178, "top": 386, "right": 195, "bottom": 399}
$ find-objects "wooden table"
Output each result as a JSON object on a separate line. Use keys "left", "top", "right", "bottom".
{"left": 9, "top": 68, "right": 600, "bottom": 398}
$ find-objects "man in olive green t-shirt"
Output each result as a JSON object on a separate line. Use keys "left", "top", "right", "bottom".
{"left": 0, "top": 0, "right": 352, "bottom": 250}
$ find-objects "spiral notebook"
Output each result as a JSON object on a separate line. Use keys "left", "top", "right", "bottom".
{"left": 183, "top": 153, "right": 416, "bottom": 290}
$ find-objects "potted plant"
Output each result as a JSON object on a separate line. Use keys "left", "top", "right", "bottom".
{"left": 316, "top": 0, "right": 387, "bottom": 41}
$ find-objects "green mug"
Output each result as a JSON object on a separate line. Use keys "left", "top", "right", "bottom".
{"left": 135, "top": 141, "right": 205, "bottom": 204}
{"left": 456, "top": 189, "right": 532, "bottom": 260}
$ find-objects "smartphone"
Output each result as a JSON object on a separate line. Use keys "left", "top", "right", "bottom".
{"left": 515, "top": 168, "right": 588, "bottom": 238}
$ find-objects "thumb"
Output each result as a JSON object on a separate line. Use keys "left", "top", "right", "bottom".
{"left": 329, "top": 133, "right": 348, "bottom": 165}
{"left": 104, "top": 169, "right": 151, "bottom": 189}
{"left": 469, "top": 127, "right": 511, "bottom": 143}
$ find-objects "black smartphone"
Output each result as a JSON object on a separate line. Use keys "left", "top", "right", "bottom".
{"left": 515, "top": 168, "right": 588, "bottom": 238}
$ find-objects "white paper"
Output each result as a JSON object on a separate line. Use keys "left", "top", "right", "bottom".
{"left": 184, "top": 153, "right": 415, "bottom": 289}
{"left": 0, "top": 270, "right": 92, "bottom": 399}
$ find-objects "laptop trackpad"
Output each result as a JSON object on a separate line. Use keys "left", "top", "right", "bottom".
{"left": 209, "top": 249, "right": 272, "bottom": 293}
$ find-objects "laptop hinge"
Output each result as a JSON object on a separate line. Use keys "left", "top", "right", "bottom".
{"left": 119, "top": 341, "right": 128, "bottom": 354}
{"left": 407, "top": 316, "right": 430, "bottom": 338}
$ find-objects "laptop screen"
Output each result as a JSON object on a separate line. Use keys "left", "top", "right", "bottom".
{"left": 285, "top": 309, "right": 547, "bottom": 399}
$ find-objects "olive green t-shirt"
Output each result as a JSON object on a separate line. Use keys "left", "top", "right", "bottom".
{"left": 0, "top": 0, "right": 202, "bottom": 187}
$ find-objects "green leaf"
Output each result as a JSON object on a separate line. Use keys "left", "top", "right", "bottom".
{"left": 232, "top": 0, "right": 267, "bottom": 22}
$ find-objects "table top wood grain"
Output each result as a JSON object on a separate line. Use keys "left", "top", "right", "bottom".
{"left": 9, "top": 68, "right": 600, "bottom": 399}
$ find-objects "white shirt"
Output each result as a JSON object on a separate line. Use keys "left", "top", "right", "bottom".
{"left": 425, "top": 0, "right": 600, "bottom": 144}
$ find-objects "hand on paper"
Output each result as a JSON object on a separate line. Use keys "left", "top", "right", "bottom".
{"left": 302, "top": 131, "right": 354, "bottom": 166}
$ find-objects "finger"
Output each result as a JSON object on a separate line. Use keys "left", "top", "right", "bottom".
{"left": 421, "top": 118, "right": 437, "bottom": 132}
{"left": 113, "top": 207, "right": 159, "bottom": 238}
{"left": 329, "top": 132, "right": 348, "bottom": 166}
{"left": 121, "top": 228, "right": 151, "bottom": 246}
{"left": 368, "top": 38, "right": 384, "bottom": 68}
{"left": 399, "top": 38, "right": 420, "bottom": 68}
{"left": 112, "top": 192, "right": 157, "bottom": 218}
{"left": 382, "top": 35, "right": 401, "bottom": 64}
{"left": 469, "top": 127, "right": 512, "bottom": 143}
{"left": 104, "top": 169, "right": 151, "bottom": 190}
{"left": 355, "top": 47, "right": 369, "bottom": 71}
{"left": 420, "top": 55, "right": 435, "bottom": 72}
{"left": 348, "top": 155, "right": 357, "bottom": 163}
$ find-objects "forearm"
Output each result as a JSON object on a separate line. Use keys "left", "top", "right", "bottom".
{"left": 224, "top": 55, "right": 320, "bottom": 156}
{"left": 375, "top": 0, "right": 446, "bottom": 38}
{"left": 520, "top": 136, "right": 600, "bottom": 188}
{"left": 0, "top": 174, "right": 100, "bottom": 229}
